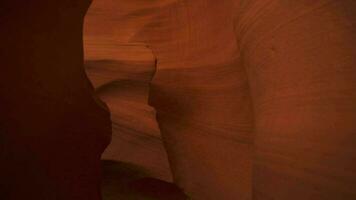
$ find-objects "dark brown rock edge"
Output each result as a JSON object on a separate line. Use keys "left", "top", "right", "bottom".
{"left": 0, "top": 1, "right": 112, "bottom": 199}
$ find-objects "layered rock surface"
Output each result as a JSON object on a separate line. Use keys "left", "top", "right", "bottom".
{"left": 237, "top": 1, "right": 356, "bottom": 199}
{"left": 0, "top": 0, "right": 354, "bottom": 200}
{"left": 85, "top": 0, "right": 356, "bottom": 199}
{"left": 85, "top": 43, "right": 172, "bottom": 181}
{"left": 84, "top": 1, "right": 253, "bottom": 199}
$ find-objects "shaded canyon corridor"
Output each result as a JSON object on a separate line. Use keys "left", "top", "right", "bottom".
{"left": 0, "top": 0, "right": 355, "bottom": 199}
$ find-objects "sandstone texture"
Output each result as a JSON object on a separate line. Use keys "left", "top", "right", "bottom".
{"left": 85, "top": 0, "right": 356, "bottom": 199}
{"left": 0, "top": 0, "right": 355, "bottom": 200}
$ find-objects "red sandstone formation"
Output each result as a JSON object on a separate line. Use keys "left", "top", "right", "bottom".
{"left": 85, "top": 2, "right": 253, "bottom": 199}
{"left": 238, "top": 1, "right": 356, "bottom": 199}
{"left": 84, "top": 43, "right": 172, "bottom": 181}
{"left": 1, "top": 0, "right": 355, "bottom": 200}
{"left": 0, "top": 1, "right": 111, "bottom": 199}
{"left": 85, "top": 0, "right": 356, "bottom": 199}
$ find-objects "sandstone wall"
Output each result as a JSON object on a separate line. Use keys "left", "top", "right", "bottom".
{"left": 1, "top": 0, "right": 353, "bottom": 199}
{"left": 85, "top": 0, "right": 356, "bottom": 199}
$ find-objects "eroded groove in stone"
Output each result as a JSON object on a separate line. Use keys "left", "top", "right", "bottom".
{"left": 85, "top": 43, "right": 172, "bottom": 182}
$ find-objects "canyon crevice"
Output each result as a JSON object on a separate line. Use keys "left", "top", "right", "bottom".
{"left": 84, "top": 0, "right": 356, "bottom": 199}
{"left": 0, "top": 0, "right": 355, "bottom": 199}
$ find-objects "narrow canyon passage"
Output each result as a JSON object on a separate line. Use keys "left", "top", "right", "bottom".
{"left": 0, "top": 0, "right": 355, "bottom": 200}
{"left": 84, "top": 0, "right": 253, "bottom": 199}
{"left": 84, "top": 0, "right": 356, "bottom": 199}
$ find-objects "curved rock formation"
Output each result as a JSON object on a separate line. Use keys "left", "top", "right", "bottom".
{"left": 0, "top": 1, "right": 111, "bottom": 199}
{"left": 85, "top": 0, "right": 252, "bottom": 199}
{"left": 85, "top": 0, "right": 356, "bottom": 199}
{"left": 84, "top": 43, "right": 172, "bottom": 181}
{"left": 1, "top": 0, "right": 355, "bottom": 199}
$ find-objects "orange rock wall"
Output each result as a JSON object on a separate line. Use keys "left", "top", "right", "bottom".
{"left": 85, "top": 0, "right": 356, "bottom": 199}
{"left": 0, "top": 0, "right": 355, "bottom": 200}
{"left": 238, "top": 1, "right": 356, "bottom": 199}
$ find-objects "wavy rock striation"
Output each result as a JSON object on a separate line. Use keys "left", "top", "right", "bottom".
{"left": 85, "top": 43, "right": 172, "bottom": 181}
{"left": 84, "top": 1, "right": 253, "bottom": 199}
{"left": 2, "top": 0, "right": 352, "bottom": 199}
{"left": 85, "top": 0, "right": 356, "bottom": 199}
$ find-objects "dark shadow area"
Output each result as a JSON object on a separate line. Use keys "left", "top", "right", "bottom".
{"left": 101, "top": 160, "right": 188, "bottom": 200}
